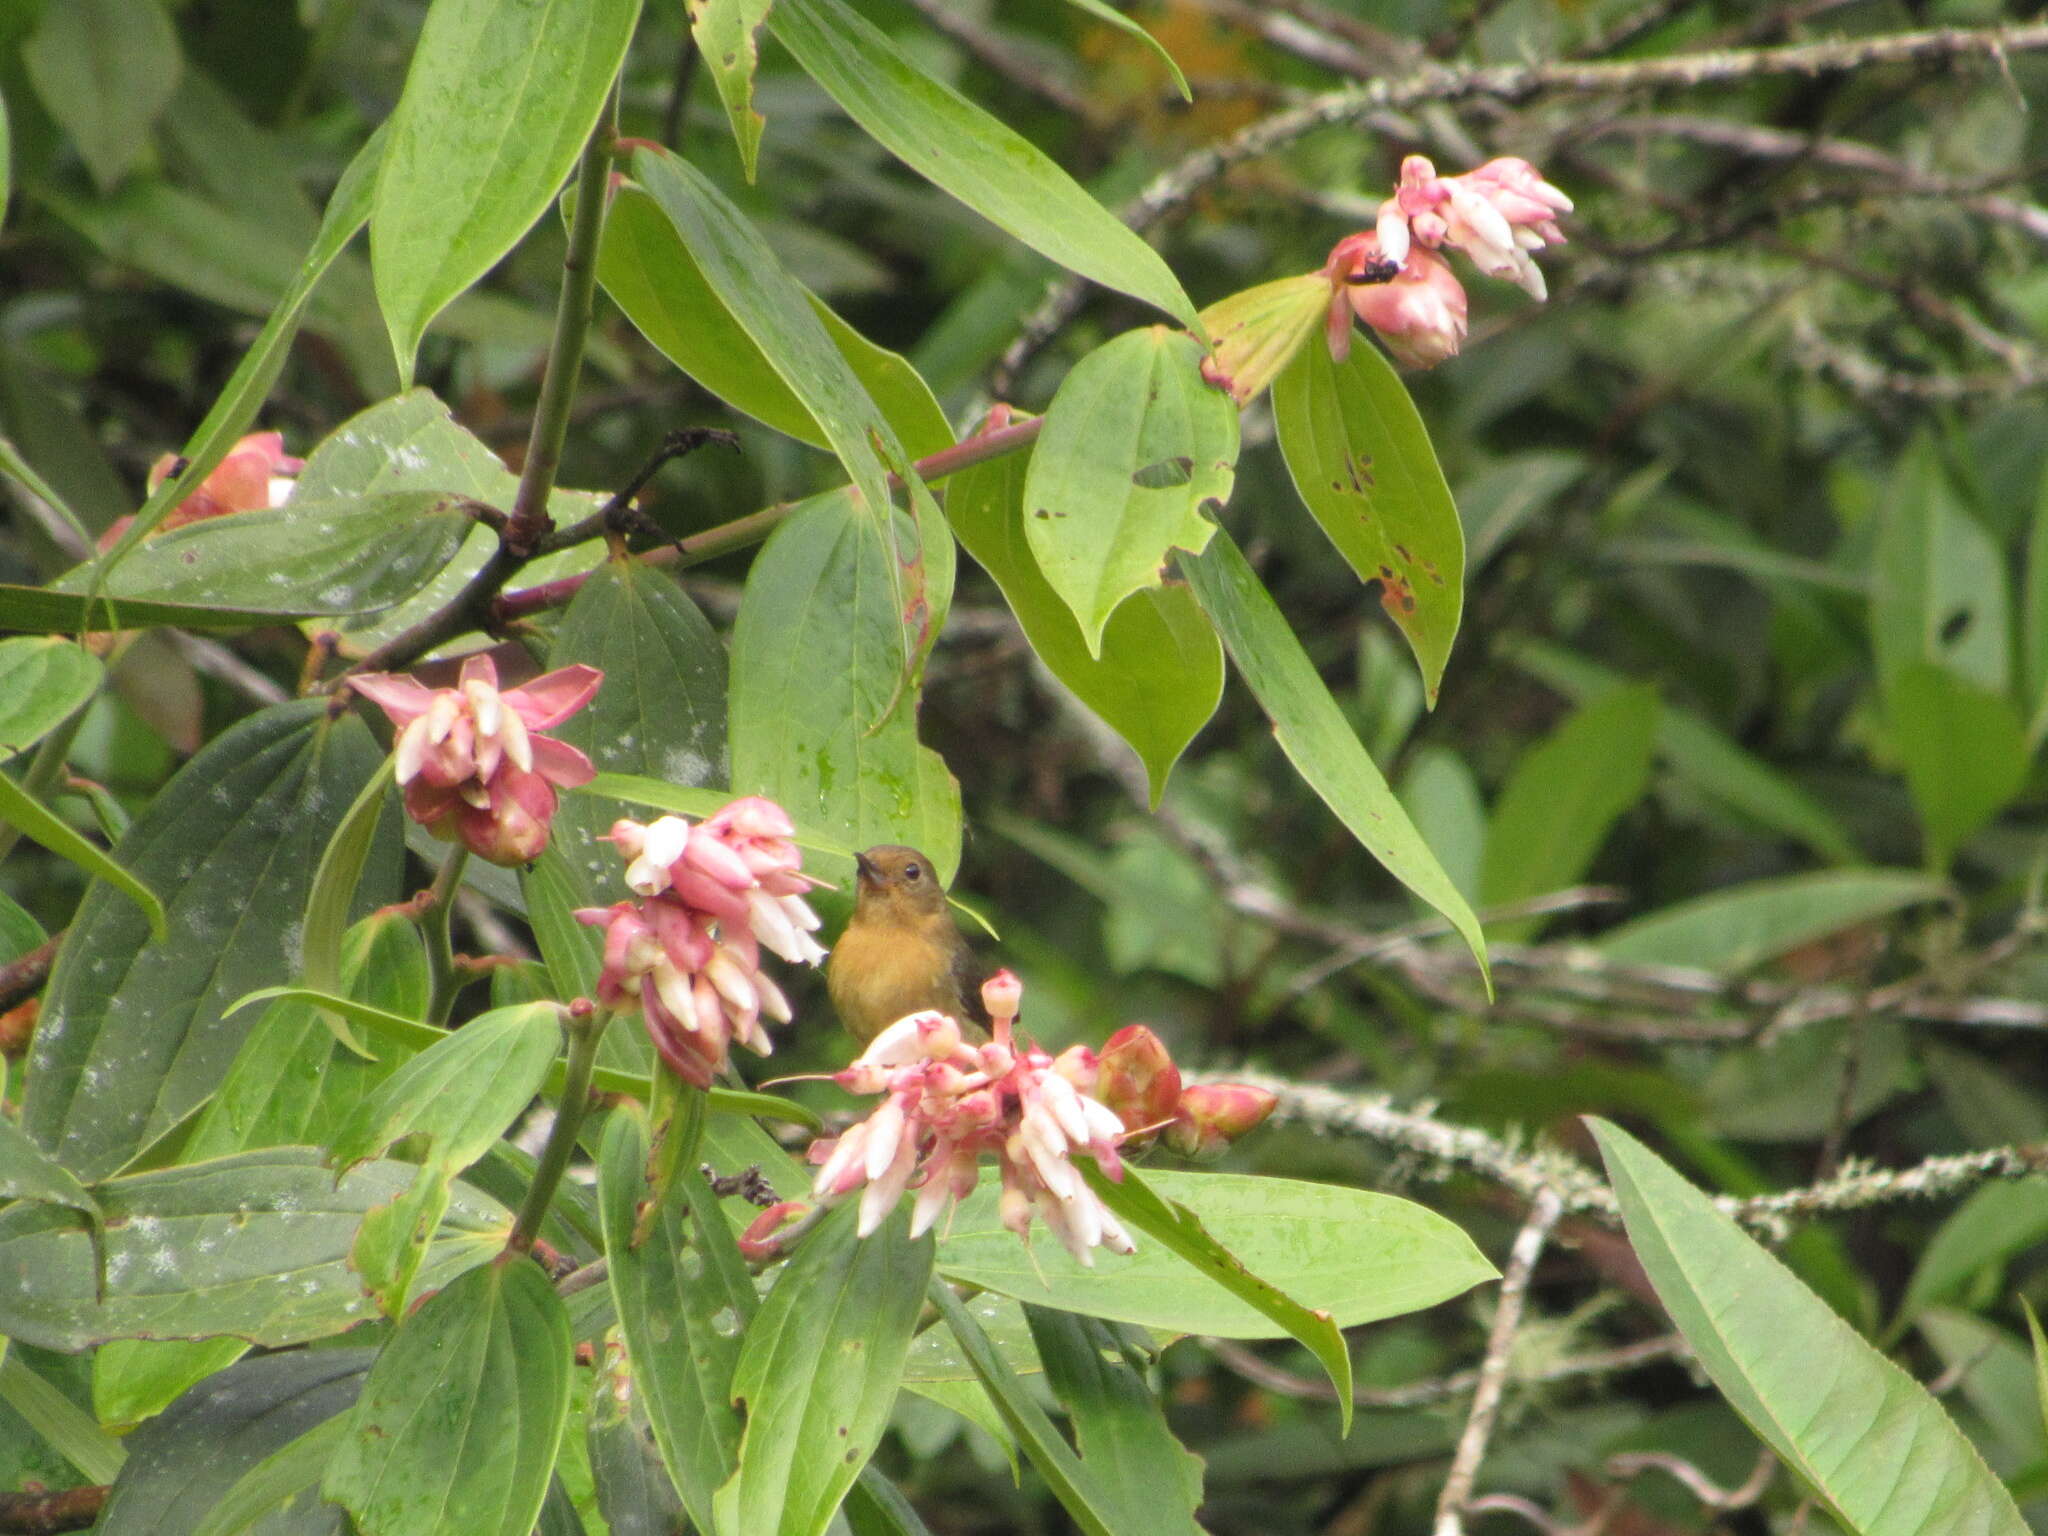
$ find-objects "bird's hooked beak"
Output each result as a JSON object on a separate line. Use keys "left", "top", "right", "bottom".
{"left": 854, "top": 851, "right": 879, "bottom": 883}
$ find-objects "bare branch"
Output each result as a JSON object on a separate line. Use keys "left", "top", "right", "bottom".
{"left": 1435, "top": 1188, "right": 1565, "bottom": 1536}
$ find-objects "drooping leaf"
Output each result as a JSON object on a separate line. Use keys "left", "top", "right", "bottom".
{"left": 326, "top": 1258, "right": 573, "bottom": 1536}
{"left": 1084, "top": 1165, "right": 1356, "bottom": 1432}
{"left": 729, "top": 491, "right": 962, "bottom": 884}
{"left": 689, "top": 0, "right": 775, "bottom": 179}
{"left": 1177, "top": 528, "right": 1487, "bottom": 976}
{"left": 96, "top": 1349, "right": 368, "bottom": 1536}
{"left": 714, "top": 1202, "right": 935, "bottom": 1536}
{"left": 20, "top": 0, "right": 180, "bottom": 191}
{"left": 0, "top": 1350, "right": 125, "bottom": 1485}
{"left": 1597, "top": 869, "right": 1946, "bottom": 973}
{"left": 1058, "top": 0, "right": 1190, "bottom": 97}
{"left": 595, "top": 182, "right": 953, "bottom": 460}
{"left": 24, "top": 702, "right": 400, "bottom": 1180}
{"left": 1894, "top": 1180, "right": 2048, "bottom": 1334}
{"left": 1590, "top": 1118, "right": 2030, "bottom": 1536}
{"left": 597, "top": 1108, "right": 752, "bottom": 1535}
{"left": 1025, "top": 1306, "right": 1206, "bottom": 1536}
{"left": 1197, "top": 274, "right": 1328, "bottom": 407}
{"left": 948, "top": 441, "right": 1222, "bottom": 806}
{"left": 1023, "top": 327, "right": 1236, "bottom": 656}
{"left": 1887, "top": 661, "right": 2028, "bottom": 870}
{"left": 1479, "top": 684, "right": 1660, "bottom": 936}
{"left": 937, "top": 1168, "right": 1492, "bottom": 1343}
{"left": 0, "top": 1148, "right": 507, "bottom": 1351}
{"left": 546, "top": 557, "right": 729, "bottom": 906}
{"left": 0, "top": 637, "right": 101, "bottom": 759}
{"left": 1274, "top": 337, "right": 1466, "bottom": 700}
{"left": 0, "top": 769, "right": 165, "bottom": 941}
{"left": 587, "top": 1340, "right": 689, "bottom": 1536}
{"left": 370, "top": 0, "right": 640, "bottom": 378}
{"left": 768, "top": 0, "right": 1201, "bottom": 334}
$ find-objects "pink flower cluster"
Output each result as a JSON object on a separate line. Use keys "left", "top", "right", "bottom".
{"left": 810, "top": 972, "right": 1138, "bottom": 1264}
{"left": 1327, "top": 155, "right": 1571, "bottom": 370}
{"left": 350, "top": 654, "right": 601, "bottom": 866}
{"left": 99, "top": 430, "right": 304, "bottom": 551}
{"left": 577, "top": 800, "right": 826, "bottom": 1087}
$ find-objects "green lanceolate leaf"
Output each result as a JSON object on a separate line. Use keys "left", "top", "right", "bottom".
{"left": 597, "top": 1108, "right": 752, "bottom": 1535}
{"left": 587, "top": 1343, "right": 689, "bottom": 1536}
{"left": 1024, "top": 327, "right": 1236, "bottom": 656}
{"left": 0, "top": 1351, "right": 126, "bottom": 1484}
{"left": 729, "top": 491, "right": 963, "bottom": 884}
{"left": 93, "top": 1337, "right": 249, "bottom": 1435}
{"left": 629, "top": 145, "right": 917, "bottom": 525}
{"left": 1479, "top": 683, "right": 1660, "bottom": 937}
{"left": 0, "top": 1148, "right": 508, "bottom": 1351}
{"left": 24, "top": 702, "right": 401, "bottom": 1181}
{"left": 1177, "top": 528, "right": 1487, "bottom": 979}
{"left": 1084, "top": 1165, "right": 1355, "bottom": 1433}
{"left": 948, "top": 441, "right": 1222, "bottom": 806}
{"left": 714, "top": 1201, "right": 935, "bottom": 1536}
{"left": 370, "top": 0, "right": 640, "bottom": 378}
{"left": 929, "top": 1279, "right": 1125, "bottom": 1536}
{"left": 57, "top": 492, "right": 475, "bottom": 618}
{"left": 96, "top": 1349, "right": 370, "bottom": 1536}
{"left": 1597, "top": 869, "right": 1947, "bottom": 973}
{"left": 328, "top": 1002, "right": 562, "bottom": 1175}
{"left": 97, "top": 124, "right": 385, "bottom": 566}
{"left": 1058, "top": 0, "right": 1189, "bottom": 96}
{"left": 20, "top": 0, "right": 179, "bottom": 191}
{"left": 768, "top": 0, "right": 1201, "bottom": 336}
{"left": 1887, "top": 661, "right": 2028, "bottom": 871}
{"left": 1589, "top": 1118, "right": 2029, "bottom": 1536}
{"left": 326, "top": 1258, "right": 573, "bottom": 1536}
{"left": 547, "top": 557, "right": 729, "bottom": 905}
{"left": 1870, "top": 435, "right": 2009, "bottom": 701}
{"left": 1025, "top": 1306, "right": 1206, "bottom": 1536}
{"left": 190, "top": 1414, "right": 352, "bottom": 1536}
{"left": 1274, "top": 339, "right": 1465, "bottom": 702}
{"left": 0, "top": 770, "right": 165, "bottom": 941}
{"left": 689, "top": 0, "right": 775, "bottom": 179}
{"left": 0, "top": 637, "right": 101, "bottom": 759}
{"left": 596, "top": 182, "right": 953, "bottom": 459}
{"left": 938, "top": 1169, "right": 1491, "bottom": 1347}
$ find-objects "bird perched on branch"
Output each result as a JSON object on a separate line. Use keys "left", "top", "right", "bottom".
{"left": 827, "top": 845, "right": 989, "bottom": 1045}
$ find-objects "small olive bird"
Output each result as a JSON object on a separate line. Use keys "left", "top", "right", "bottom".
{"left": 826, "top": 845, "right": 988, "bottom": 1044}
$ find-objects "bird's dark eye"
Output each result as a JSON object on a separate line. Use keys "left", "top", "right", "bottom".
{"left": 903, "top": 862, "right": 923, "bottom": 882}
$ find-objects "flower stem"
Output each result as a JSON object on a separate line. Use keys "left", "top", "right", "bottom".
{"left": 508, "top": 1006, "right": 612, "bottom": 1257}
{"left": 505, "top": 82, "right": 620, "bottom": 555}
{"left": 420, "top": 844, "right": 470, "bottom": 1026}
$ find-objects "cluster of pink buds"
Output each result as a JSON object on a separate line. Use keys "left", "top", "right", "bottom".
{"left": 1328, "top": 155, "right": 1570, "bottom": 370}
{"left": 809, "top": 975, "right": 1281, "bottom": 1265}
{"left": 576, "top": 799, "right": 826, "bottom": 1087}
{"left": 98, "top": 430, "right": 304, "bottom": 550}
{"left": 349, "top": 654, "right": 601, "bottom": 866}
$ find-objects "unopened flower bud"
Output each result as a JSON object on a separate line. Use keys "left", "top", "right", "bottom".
{"left": 737, "top": 1201, "right": 809, "bottom": 1262}
{"left": 1094, "top": 1024, "right": 1184, "bottom": 1138}
{"left": 1164, "top": 1083, "right": 1278, "bottom": 1160}
{"left": 981, "top": 969, "right": 1022, "bottom": 1031}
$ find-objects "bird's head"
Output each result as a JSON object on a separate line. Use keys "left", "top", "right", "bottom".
{"left": 853, "top": 844, "right": 948, "bottom": 921}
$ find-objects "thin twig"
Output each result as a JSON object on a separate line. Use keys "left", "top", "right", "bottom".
{"left": 901, "top": 0, "right": 1096, "bottom": 120}
{"left": 0, "top": 935, "right": 60, "bottom": 1015}
{"left": 1606, "top": 1446, "right": 1776, "bottom": 1511}
{"left": 1208, "top": 1333, "right": 1689, "bottom": 1408}
{"left": 1434, "top": 1187, "right": 1564, "bottom": 1536}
